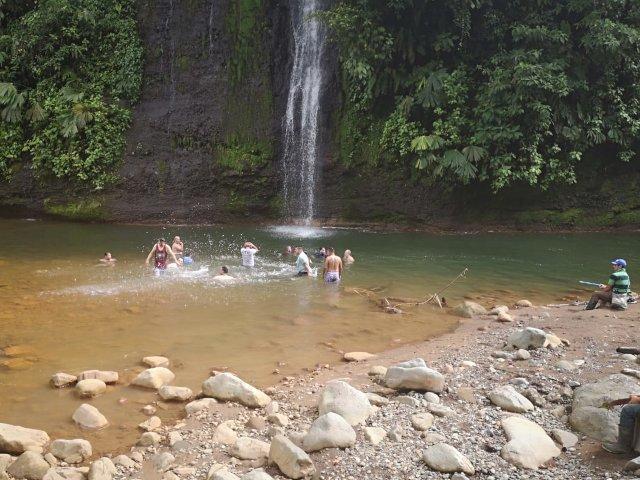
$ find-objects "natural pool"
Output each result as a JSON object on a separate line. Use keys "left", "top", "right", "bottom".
{"left": 0, "top": 219, "right": 637, "bottom": 453}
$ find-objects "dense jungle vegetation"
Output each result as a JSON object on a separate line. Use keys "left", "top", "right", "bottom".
{"left": 323, "top": 0, "right": 640, "bottom": 191}
{"left": 0, "top": 0, "right": 142, "bottom": 189}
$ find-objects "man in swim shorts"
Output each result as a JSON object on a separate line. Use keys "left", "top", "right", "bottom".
{"left": 145, "top": 238, "right": 179, "bottom": 274}
{"left": 294, "top": 246, "right": 312, "bottom": 276}
{"left": 323, "top": 247, "right": 343, "bottom": 283}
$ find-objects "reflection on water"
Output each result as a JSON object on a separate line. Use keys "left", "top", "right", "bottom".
{"left": 0, "top": 219, "right": 638, "bottom": 454}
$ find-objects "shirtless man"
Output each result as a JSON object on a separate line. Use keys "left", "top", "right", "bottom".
{"left": 323, "top": 247, "right": 343, "bottom": 283}
{"left": 172, "top": 236, "right": 184, "bottom": 257}
{"left": 213, "top": 265, "right": 236, "bottom": 284}
{"left": 145, "top": 238, "right": 179, "bottom": 275}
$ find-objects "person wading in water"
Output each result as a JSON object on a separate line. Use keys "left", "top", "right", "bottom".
{"left": 323, "top": 247, "right": 343, "bottom": 283}
{"left": 145, "top": 238, "right": 179, "bottom": 275}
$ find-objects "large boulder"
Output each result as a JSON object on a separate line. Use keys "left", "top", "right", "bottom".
{"left": 0, "top": 424, "right": 49, "bottom": 455}
{"left": 230, "top": 438, "right": 269, "bottom": 461}
{"left": 501, "top": 415, "right": 561, "bottom": 469}
{"left": 570, "top": 374, "right": 640, "bottom": 442}
{"left": 158, "top": 386, "right": 193, "bottom": 402}
{"left": 452, "top": 301, "right": 487, "bottom": 318}
{"left": 384, "top": 359, "right": 444, "bottom": 393}
{"left": 269, "top": 435, "right": 315, "bottom": 480}
{"left": 72, "top": 404, "right": 108, "bottom": 431}
{"left": 302, "top": 413, "right": 356, "bottom": 452}
{"left": 75, "top": 379, "right": 106, "bottom": 398}
{"left": 422, "top": 443, "right": 474, "bottom": 475}
{"left": 317, "top": 381, "right": 371, "bottom": 426}
{"left": 131, "top": 367, "right": 174, "bottom": 389}
{"left": 76, "top": 371, "right": 118, "bottom": 384}
{"left": 488, "top": 386, "right": 534, "bottom": 413}
{"left": 507, "top": 328, "right": 547, "bottom": 350}
{"left": 49, "top": 440, "right": 91, "bottom": 464}
{"left": 202, "top": 373, "right": 270, "bottom": 408}
{"left": 7, "top": 452, "right": 50, "bottom": 480}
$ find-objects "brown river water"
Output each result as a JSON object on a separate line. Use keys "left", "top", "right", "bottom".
{"left": 0, "top": 219, "right": 636, "bottom": 454}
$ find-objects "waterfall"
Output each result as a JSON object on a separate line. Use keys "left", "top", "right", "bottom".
{"left": 282, "top": 0, "right": 327, "bottom": 224}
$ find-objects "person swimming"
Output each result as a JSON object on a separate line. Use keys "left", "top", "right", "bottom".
{"left": 145, "top": 238, "right": 179, "bottom": 276}
{"left": 213, "top": 265, "right": 236, "bottom": 284}
{"left": 343, "top": 249, "right": 355, "bottom": 265}
{"left": 99, "top": 252, "right": 117, "bottom": 266}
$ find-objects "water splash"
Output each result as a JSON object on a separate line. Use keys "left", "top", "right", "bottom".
{"left": 282, "top": 0, "right": 328, "bottom": 224}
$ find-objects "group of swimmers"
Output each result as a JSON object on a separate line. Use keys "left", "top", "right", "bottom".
{"left": 100, "top": 236, "right": 355, "bottom": 284}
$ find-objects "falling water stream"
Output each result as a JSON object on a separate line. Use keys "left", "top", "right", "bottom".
{"left": 282, "top": 0, "right": 327, "bottom": 224}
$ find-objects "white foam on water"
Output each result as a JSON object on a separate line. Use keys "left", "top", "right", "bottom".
{"left": 267, "top": 225, "right": 335, "bottom": 239}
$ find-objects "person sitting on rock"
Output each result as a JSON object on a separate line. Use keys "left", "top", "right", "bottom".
{"left": 586, "top": 259, "right": 631, "bottom": 310}
{"left": 603, "top": 395, "right": 640, "bottom": 453}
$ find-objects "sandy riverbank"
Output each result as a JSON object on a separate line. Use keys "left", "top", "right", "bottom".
{"left": 3, "top": 299, "right": 640, "bottom": 480}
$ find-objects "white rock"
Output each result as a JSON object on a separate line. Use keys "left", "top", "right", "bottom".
{"left": 427, "top": 403, "right": 455, "bottom": 417}
{"left": 131, "top": 368, "right": 175, "bottom": 390}
{"left": 7, "top": 452, "right": 50, "bottom": 480}
{"left": 185, "top": 398, "right": 218, "bottom": 415}
{"left": 423, "top": 392, "right": 440, "bottom": 404}
{"left": 364, "top": 427, "right": 386, "bottom": 445}
{"left": 230, "top": 437, "right": 269, "bottom": 461}
{"left": 142, "top": 356, "right": 170, "bottom": 368}
{"left": 366, "top": 393, "right": 388, "bottom": 406}
{"left": 368, "top": 366, "right": 387, "bottom": 377}
{"left": 150, "top": 452, "right": 174, "bottom": 472}
{"left": 77, "top": 371, "right": 118, "bottom": 384}
{"left": 43, "top": 467, "right": 85, "bottom": 480}
{"left": 488, "top": 386, "right": 534, "bottom": 413}
{"left": 0, "top": 454, "right": 15, "bottom": 472}
{"left": 317, "top": 381, "right": 371, "bottom": 426}
{"left": 268, "top": 435, "right": 315, "bottom": 480}
{"left": 514, "top": 349, "right": 530, "bottom": 360}
{"left": 240, "top": 469, "right": 273, "bottom": 480}
{"left": 302, "top": 413, "right": 356, "bottom": 452}
{"left": 489, "top": 305, "right": 509, "bottom": 315}
{"left": 396, "top": 395, "right": 420, "bottom": 407}
{"left": 202, "top": 373, "right": 270, "bottom": 408}
{"left": 267, "top": 414, "right": 288, "bottom": 427}
{"left": 515, "top": 299, "right": 533, "bottom": 307}
{"left": 71, "top": 405, "right": 108, "bottom": 431}
{"left": 141, "top": 405, "right": 156, "bottom": 415}
{"left": 43, "top": 453, "right": 56, "bottom": 467}
{"left": 0, "top": 424, "right": 49, "bottom": 454}
{"left": 501, "top": 415, "right": 561, "bottom": 469}
{"left": 158, "top": 386, "right": 193, "bottom": 402}
{"left": 210, "top": 469, "right": 239, "bottom": 480}
{"left": 551, "top": 429, "right": 579, "bottom": 449}
{"left": 75, "top": 379, "right": 106, "bottom": 398}
{"left": 168, "top": 431, "right": 182, "bottom": 446}
{"left": 411, "top": 412, "right": 435, "bottom": 431}
{"left": 343, "top": 352, "right": 375, "bottom": 362}
{"left": 112, "top": 455, "right": 137, "bottom": 468}
{"left": 570, "top": 374, "right": 640, "bottom": 442}
{"left": 49, "top": 440, "right": 91, "bottom": 464}
{"left": 265, "top": 401, "right": 279, "bottom": 416}
{"left": 50, "top": 374, "right": 77, "bottom": 389}
{"left": 452, "top": 301, "right": 487, "bottom": 318}
{"left": 213, "top": 422, "right": 238, "bottom": 445}
{"left": 507, "top": 327, "right": 547, "bottom": 350}
{"left": 137, "top": 432, "right": 161, "bottom": 447}
{"left": 422, "top": 443, "right": 474, "bottom": 475}
{"left": 87, "top": 458, "right": 115, "bottom": 480}
{"left": 138, "top": 416, "right": 161, "bottom": 432}
{"left": 545, "top": 333, "right": 563, "bottom": 349}
{"left": 384, "top": 358, "right": 444, "bottom": 393}
{"left": 497, "top": 312, "right": 514, "bottom": 323}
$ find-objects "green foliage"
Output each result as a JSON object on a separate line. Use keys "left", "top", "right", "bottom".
{"left": 225, "top": 0, "right": 266, "bottom": 84}
{"left": 214, "top": 135, "right": 273, "bottom": 175}
{"left": 323, "top": 0, "right": 640, "bottom": 191}
{"left": 43, "top": 198, "right": 106, "bottom": 221}
{"left": 0, "top": 0, "right": 143, "bottom": 189}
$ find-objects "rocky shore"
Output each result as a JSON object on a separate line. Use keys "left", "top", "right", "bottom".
{"left": 2, "top": 300, "right": 640, "bottom": 480}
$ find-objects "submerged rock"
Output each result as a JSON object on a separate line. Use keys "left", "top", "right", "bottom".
{"left": 71, "top": 404, "right": 108, "bottom": 431}
{"left": 202, "top": 373, "right": 270, "bottom": 408}
{"left": 384, "top": 358, "right": 445, "bottom": 393}
{"left": 75, "top": 379, "right": 106, "bottom": 398}
{"left": 50, "top": 374, "right": 77, "bottom": 389}
{"left": 318, "top": 381, "right": 371, "bottom": 426}
{"left": 142, "top": 356, "right": 169, "bottom": 368}
{"left": 0, "top": 424, "right": 49, "bottom": 455}
{"left": 131, "top": 367, "right": 174, "bottom": 390}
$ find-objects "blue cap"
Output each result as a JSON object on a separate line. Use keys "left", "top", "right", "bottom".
{"left": 611, "top": 258, "right": 627, "bottom": 268}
